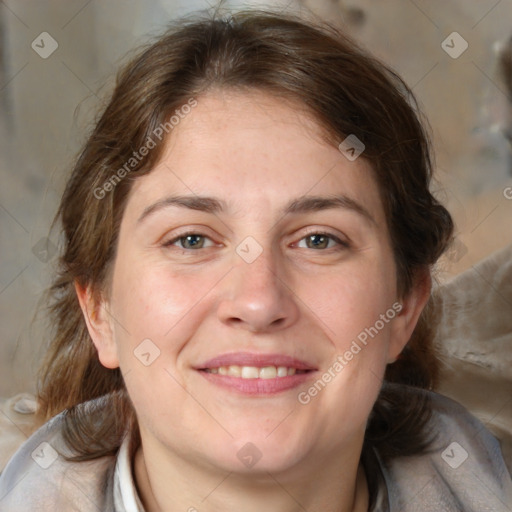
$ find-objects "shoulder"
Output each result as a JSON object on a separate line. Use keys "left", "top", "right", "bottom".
{"left": 379, "top": 385, "right": 512, "bottom": 511}
{"left": 0, "top": 398, "right": 118, "bottom": 512}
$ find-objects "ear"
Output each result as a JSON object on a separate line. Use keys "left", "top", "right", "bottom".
{"left": 387, "top": 270, "right": 431, "bottom": 363}
{"left": 75, "top": 280, "right": 119, "bottom": 369}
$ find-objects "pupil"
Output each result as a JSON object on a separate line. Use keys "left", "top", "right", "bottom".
{"left": 310, "top": 235, "right": 327, "bottom": 248}
{"left": 185, "top": 235, "right": 202, "bottom": 248}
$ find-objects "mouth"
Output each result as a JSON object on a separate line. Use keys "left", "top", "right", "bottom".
{"left": 203, "top": 365, "right": 308, "bottom": 378}
{"left": 196, "top": 353, "right": 317, "bottom": 395}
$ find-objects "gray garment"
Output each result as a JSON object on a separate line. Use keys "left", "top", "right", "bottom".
{"left": 0, "top": 387, "right": 511, "bottom": 511}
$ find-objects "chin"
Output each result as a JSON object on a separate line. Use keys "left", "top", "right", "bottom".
{"left": 209, "top": 433, "right": 310, "bottom": 476}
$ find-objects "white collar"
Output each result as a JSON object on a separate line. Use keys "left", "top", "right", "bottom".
{"left": 113, "top": 434, "right": 145, "bottom": 512}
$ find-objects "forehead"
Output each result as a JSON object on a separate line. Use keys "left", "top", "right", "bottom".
{"left": 124, "top": 90, "right": 385, "bottom": 225}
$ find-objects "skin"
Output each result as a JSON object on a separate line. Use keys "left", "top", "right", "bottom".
{"left": 77, "top": 89, "right": 430, "bottom": 512}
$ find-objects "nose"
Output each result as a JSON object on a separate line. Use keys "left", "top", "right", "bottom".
{"left": 216, "top": 246, "right": 300, "bottom": 333}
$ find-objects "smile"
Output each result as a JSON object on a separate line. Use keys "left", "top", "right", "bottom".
{"left": 196, "top": 353, "right": 316, "bottom": 395}
{"left": 204, "top": 365, "right": 308, "bottom": 378}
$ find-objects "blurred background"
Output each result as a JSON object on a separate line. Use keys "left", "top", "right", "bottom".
{"left": 1, "top": 0, "right": 511, "bottom": 397}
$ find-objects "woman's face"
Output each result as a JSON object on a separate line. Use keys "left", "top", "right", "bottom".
{"left": 83, "top": 90, "right": 426, "bottom": 476}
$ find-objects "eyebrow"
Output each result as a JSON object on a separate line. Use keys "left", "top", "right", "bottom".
{"left": 137, "top": 194, "right": 375, "bottom": 225}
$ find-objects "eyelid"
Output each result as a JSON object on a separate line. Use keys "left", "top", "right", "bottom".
{"left": 295, "top": 227, "right": 350, "bottom": 247}
{"left": 160, "top": 227, "right": 350, "bottom": 251}
{"left": 161, "top": 228, "right": 218, "bottom": 249}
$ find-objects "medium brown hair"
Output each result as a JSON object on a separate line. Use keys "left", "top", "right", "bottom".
{"left": 37, "top": 9, "right": 453, "bottom": 462}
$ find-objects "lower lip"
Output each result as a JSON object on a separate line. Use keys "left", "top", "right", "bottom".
{"left": 198, "top": 370, "right": 315, "bottom": 395}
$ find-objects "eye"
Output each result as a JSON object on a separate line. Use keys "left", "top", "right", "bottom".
{"left": 162, "top": 230, "right": 348, "bottom": 251}
{"left": 163, "top": 232, "right": 215, "bottom": 250}
{"left": 296, "top": 232, "right": 348, "bottom": 250}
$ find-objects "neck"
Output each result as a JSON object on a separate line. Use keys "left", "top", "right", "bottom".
{"left": 133, "top": 438, "right": 369, "bottom": 512}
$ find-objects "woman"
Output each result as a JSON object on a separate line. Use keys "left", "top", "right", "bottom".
{"left": 1, "top": 9, "right": 511, "bottom": 512}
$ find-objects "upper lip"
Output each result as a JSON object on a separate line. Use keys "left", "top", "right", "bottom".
{"left": 197, "top": 352, "right": 317, "bottom": 371}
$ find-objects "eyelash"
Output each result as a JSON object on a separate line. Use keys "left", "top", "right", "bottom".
{"left": 298, "top": 230, "right": 350, "bottom": 250}
{"left": 162, "top": 230, "right": 350, "bottom": 251}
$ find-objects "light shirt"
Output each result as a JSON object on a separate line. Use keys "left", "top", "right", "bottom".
{"left": 1, "top": 386, "right": 511, "bottom": 511}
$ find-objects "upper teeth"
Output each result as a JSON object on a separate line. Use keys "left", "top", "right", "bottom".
{"left": 206, "top": 365, "right": 298, "bottom": 379}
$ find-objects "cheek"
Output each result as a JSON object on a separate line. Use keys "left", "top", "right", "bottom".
{"left": 303, "top": 259, "right": 397, "bottom": 344}
{"left": 298, "top": 256, "right": 397, "bottom": 414}
{"left": 110, "top": 263, "right": 219, "bottom": 434}
{"left": 109, "top": 260, "right": 220, "bottom": 363}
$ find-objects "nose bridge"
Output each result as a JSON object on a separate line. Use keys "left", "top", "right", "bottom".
{"left": 238, "top": 237, "right": 278, "bottom": 284}
{"left": 216, "top": 238, "right": 299, "bottom": 332}
{"left": 233, "top": 239, "right": 284, "bottom": 306}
